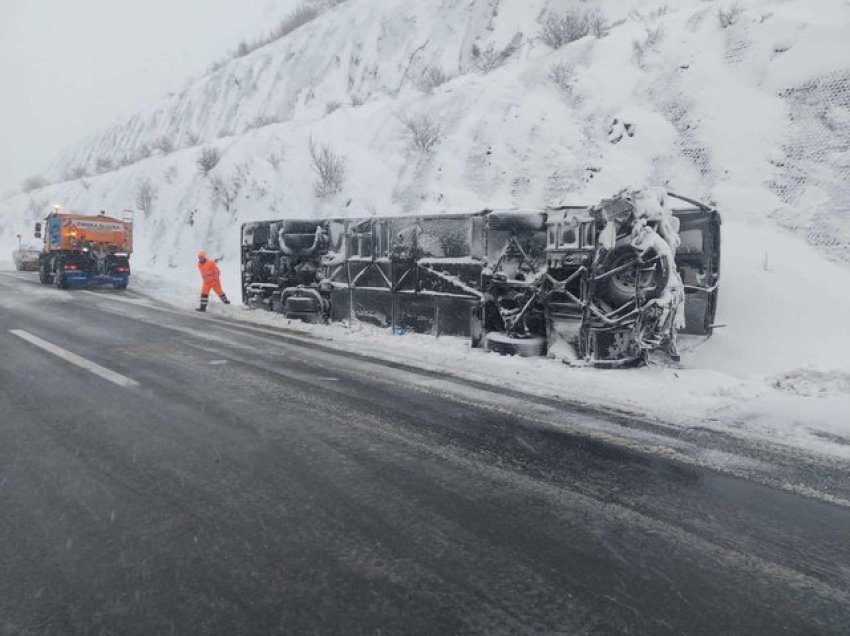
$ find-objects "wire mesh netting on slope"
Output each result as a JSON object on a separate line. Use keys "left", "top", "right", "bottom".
{"left": 771, "top": 69, "right": 850, "bottom": 263}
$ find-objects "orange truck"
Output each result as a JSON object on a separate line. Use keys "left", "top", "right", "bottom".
{"left": 34, "top": 210, "right": 133, "bottom": 289}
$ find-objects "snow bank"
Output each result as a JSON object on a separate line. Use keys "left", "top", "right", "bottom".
{"left": 119, "top": 219, "right": 850, "bottom": 461}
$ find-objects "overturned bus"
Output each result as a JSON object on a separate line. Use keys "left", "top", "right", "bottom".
{"left": 241, "top": 188, "right": 720, "bottom": 367}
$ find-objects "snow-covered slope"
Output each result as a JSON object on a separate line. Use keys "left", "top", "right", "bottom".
{"left": 1, "top": 0, "right": 848, "bottom": 452}
{"left": 5, "top": 0, "right": 848, "bottom": 260}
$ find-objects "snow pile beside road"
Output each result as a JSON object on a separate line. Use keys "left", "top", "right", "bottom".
{"left": 123, "top": 219, "right": 850, "bottom": 461}
{"left": 1, "top": 0, "right": 848, "bottom": 454}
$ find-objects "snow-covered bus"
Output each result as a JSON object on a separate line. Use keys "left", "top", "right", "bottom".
{"left": 241, "top": 188, "right": 720, "bottom": 367}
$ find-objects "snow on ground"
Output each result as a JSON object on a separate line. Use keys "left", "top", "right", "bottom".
{"left": 1, "top": 0, "right": 849, "bottom": 459}
{"left": 118, "top": 219, "right": 850, "bottom": 462}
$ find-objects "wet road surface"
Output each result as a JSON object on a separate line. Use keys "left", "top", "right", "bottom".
{"left": 0, "top": 271, "right": 848, "bottom": 635}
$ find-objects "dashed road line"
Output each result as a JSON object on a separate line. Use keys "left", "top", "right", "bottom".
{"left": 9, "top": 329, "right": 140, "bottom": 388}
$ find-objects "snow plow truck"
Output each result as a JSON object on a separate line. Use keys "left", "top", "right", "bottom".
{"left": 34, "top": 209, "right": 133, "bottom": 290}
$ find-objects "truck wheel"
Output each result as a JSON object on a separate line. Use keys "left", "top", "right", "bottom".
{"left": 53, "top": 266, "right": 68, "bottom": 290}
{"left": 599, "top": 238, "right": 669, "bottom": 307}
{"left": 484, "top": 332, "right": 547, "bottom": 357}
{"left": 39, "top": 262, "right": 54, "bottom": 285}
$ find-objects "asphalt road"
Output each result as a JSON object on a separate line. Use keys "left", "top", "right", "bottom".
{"left": 0, "top": 270, "right": 848, "bottom": 635}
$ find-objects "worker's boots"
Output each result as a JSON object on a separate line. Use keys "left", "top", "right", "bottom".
{"left": 196, "top": 294, "right": 209, "bottom": 312}
{"left": 221, "top": 295, "right": 231, "bottom": 305}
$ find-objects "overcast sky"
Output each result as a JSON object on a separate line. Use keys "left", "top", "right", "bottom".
{"left": 0, "top": 0, "right": 297, "bottom": 196}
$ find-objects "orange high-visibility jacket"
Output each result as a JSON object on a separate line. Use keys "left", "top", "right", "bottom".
{"left": 198, "top": 259, "right": 220, "bottom": 283}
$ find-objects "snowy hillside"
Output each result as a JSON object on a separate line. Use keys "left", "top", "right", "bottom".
{"left": 4, "top": 0, "right": 848, "bottom": 258}
{"left": 1, "top": 0, "right": 849, "bottom": 452}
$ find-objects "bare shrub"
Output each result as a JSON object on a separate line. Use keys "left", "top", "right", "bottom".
{"left": 551, "top": 63, "right": 576, "bottom": 95}
{"left": 475, "top": 46, "right": 503, "bottom": 73}
{"left": 233, "top": 162, "right": 250, "bottom": 188}
{"left": 209, "top": 173, "right": 241, "bottom": 213}
{"left": 350, "top": 94, "right": 365, "bottom": 107}
{"left": 419, "top": 67, "right": 451, "bottom": 92}
{"left": 473, "top": 34, "right": 522, "bottom": 73}
{"left": 163, "top": 164, "right": 178, "bottom": 185}
{"left": 223, "top": 3, "right": 321, "bottom": 63}
{"left": 63, "top": 166, "right": 89, "bottom": 181}
{"left": 325, "top": 100, "right": 342, "bottom": 115}
{"left": 272, "top": 4, "right": 320, "bottom": 40}
{"left": 203, "top": 1, "right": 336, "bottom": 74}
{"left": 96, "top": 158, "right": 114, "bottom": 174}
{"left": 539, "top": 11, "right": 595, "bottom": 48}
{"left": 309, "top": 137, "right": 345, "bottom": 198}
{"left": 135, "top": 179, "right": 158, "bottom": 218}
{"left": 137, "top": 144, "right": 152, "bottom": 159}
{"left": 22, "top": 175, "right": 49, "bottom": 193}
{"left": 718, "top": 3, "right": 742, "bottom": 28}
{"left": 399, "top": 114, "right": 442, "bottom": 154}
{"left": 247, "top": 115, "right": 276, "bottom": 131}
{"left": 185, "top": 131, "right": 201, "bottom": 146}
{"left": 152, "top": 136, "right": 175, "bottom": 154}
{"left": 251, "top": 181, "right": 268, "bottom": 200}
{"left": 197, "top": 147, "right": 221, "bottom": 176}
{"left": 590, "top": 12, "right": 611, "bottom": 38}
{"left": 645, "top": 24, "right": 665, "bottom": 47}
{"left": 267, "top": 151, "right": 283, "bottom": 169}
{"left": 633, "top": 23, "right": 665, "bottom": 66}
{"left": 233, "top": 162, "right": 268, "bottom": 200}
{"left": 652, "top": 5, "right": 670, "bottom": 19}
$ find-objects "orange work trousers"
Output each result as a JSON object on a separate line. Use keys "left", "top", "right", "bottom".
{"left": 202, "top": 280, "right": 225, "bottom": 297}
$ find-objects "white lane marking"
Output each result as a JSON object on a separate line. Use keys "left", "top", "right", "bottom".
{"left": 9, "top": 330, "right": 140, "bottom": 388}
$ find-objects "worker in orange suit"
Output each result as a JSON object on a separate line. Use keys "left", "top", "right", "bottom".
{"left": 196, "top": 250, "right": 230, "bottom": 312}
